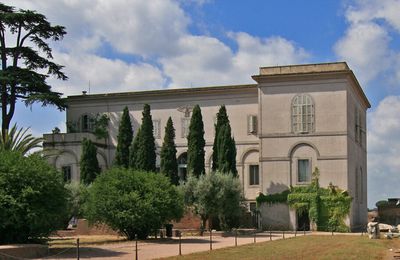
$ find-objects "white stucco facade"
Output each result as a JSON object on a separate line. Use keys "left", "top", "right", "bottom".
{"left": 43, "top": 62, "right": 370, "bottom": 230}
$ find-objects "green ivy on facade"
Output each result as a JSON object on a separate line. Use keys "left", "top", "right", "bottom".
{"left": 256, "top": 168, "right": 352, "bottom": 232}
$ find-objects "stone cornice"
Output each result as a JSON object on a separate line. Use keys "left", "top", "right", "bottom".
{"left": 252, "top": 62, "right": 371, "bottom": 109}
{"left": 67, "top": 84, "right": 257, "bottom": 104}
{"left": 260, "top": 155, "right": 347, "bottom": 162}
{"left": 259, "top": 131, "right": 348, "bottom": 138}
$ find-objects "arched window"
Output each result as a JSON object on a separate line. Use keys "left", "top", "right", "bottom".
{"left": 292, "top": 94, "right": 314, "bottom": 133}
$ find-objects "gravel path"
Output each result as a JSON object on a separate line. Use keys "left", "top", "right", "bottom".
{"left": 43, "top": 232, "right": 305, "bottom": 260}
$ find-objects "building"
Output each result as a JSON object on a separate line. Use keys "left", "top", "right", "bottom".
{"left": 43, "top": 62, "right": 369, "bottom": 230}
{"left": 377, "top": 198, "right": 400, "bottom": 226}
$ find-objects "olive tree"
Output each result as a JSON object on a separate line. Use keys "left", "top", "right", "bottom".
{"left": 182, "top": 172, "right": 244, "bottom": 232}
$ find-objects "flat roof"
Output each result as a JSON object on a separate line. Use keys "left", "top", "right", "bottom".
{"left": 259, "top": 62, "right": 350, "bottom": 75}
{"left": 67, "top": 84, "right": 257, "bottom": 100}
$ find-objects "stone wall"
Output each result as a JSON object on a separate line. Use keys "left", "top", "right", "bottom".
{"left": 259, "top": 203, "right": 294, "bottom": 230}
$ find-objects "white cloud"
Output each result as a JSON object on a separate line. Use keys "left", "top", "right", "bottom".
{"left": 162, "top": 33, "right": 309, "bottom": 87}
{"left": 160, "top": 35, "right": 235, "bottom": 87}
{"left": 232, "top": 32, "right": 309, "bottom": 77}
{"left": 49, "top": 52, "right": 166, "bottom": 96}
{"left": 334, "top": 22, "right": 391, "bottom": 85}
{"left": 334, "top": 0, "right": 400, "bottom": 86}
{"left": 84, "top": 0, "right": 189, "bottom": 57}
{"left": 368, "top": 96, "right": 400, "bottom": 206}
{"left": 346, "top": 0, "right": 400, "bottom": 32}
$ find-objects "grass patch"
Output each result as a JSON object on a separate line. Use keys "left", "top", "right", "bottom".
{"left": 162, "top": 235, "right": 398, "bottom": 260}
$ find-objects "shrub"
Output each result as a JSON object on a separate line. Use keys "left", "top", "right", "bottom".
{"left": 182, "top": 172, "right": 244, "bottom": 231}
{"left": 85, "top": 168, "right": 184, "bottom": 239}
{"left": 65, "top": 181, "right": 88, "bottom": 218}
{"left": 0, "top": 151, "right": 69, "bottom": 243}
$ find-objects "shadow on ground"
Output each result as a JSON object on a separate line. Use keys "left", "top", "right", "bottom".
{"left": 46, "top": 247, "right": 128, "bottom": 259}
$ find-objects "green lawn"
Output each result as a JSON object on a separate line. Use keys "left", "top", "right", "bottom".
{"left": 162, "top": 235, "right": 397, "bottom": 260}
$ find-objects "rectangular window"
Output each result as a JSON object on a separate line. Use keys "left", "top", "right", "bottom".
{"left": 181, "top": 118, "right": 191, "bottom": 138}
{"left": 297, "top": 159, "right": 311, "bottom": 183}
{"left": 247, "top": 115, "right": 257, "bottom": 134}
{"left": 249, "top": 165, "right": 259, "bottom": 185}
{"left": 62, "top": 166, "right": 72, "bottom": 183}
{"left": 153, "top": 119, "right": 161, "bottom": 139}
{"left": 249, "top": 202, "right": 257, "bottom": 212}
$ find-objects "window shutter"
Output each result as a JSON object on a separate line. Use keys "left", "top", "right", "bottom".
{"left": 248, "top": 115, "right": 257, "bottom": 134}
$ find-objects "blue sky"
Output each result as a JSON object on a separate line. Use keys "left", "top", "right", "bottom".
{"left": 6, "top": 0, "right": 400, "bottom": 208}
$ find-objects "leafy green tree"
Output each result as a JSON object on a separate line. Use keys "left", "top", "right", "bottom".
{"left": 187, "top": 105, "right": 205, "bottom": 177}
{"left": 212, "top": 105, "right": 229, "bottom": 171}
{"left": 160, "top": 117, "right": 179, "bottom": 185}
{"left": 217, "top": 124, "right": 237, "bottom": 176}
{"left": 85, "top": 168, "right": 184, "bottom": 239}
{"left": 114, "top": 107, "right": 133, "bottom": 168}
{"left": 80, "top": 138, "right": 101, "bottom": 184}
{"left": 182, "top": 172, "right": 244, "bottom": 232}
{"left": 64, "top": 181, "right": 88, "bottom": 219}
{"left": 129, "top": 127, "right": 141, "bottom": 169}
{"left": 0, "top": 123, "right": 42, "bottom": 155}
{"left": 0, "top": 151, "right": 69, "bottom": 243}
{"left": 92, "top": 114, "right": 109, "bottom": 139}
{"left": 135, "top": 104, "right": 156, "bottom": 172}
{"left": 217, "top": 172, "right": 243, "bottom": 229}
{"left": 0, "top": 3, "right": 67, "bottom": 140}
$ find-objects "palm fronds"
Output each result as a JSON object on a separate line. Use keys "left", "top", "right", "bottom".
{"left": 0, "top": 124, "right": 43, "bottom": 155}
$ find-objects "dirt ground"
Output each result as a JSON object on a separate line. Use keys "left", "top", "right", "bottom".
{"left": 44, "top": 232, "right": 301, "bottom": 260}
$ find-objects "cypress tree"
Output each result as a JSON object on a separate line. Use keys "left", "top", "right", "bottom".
{"left": 212, "top": 105, "right": 229, "bottom": 171}
{"left": 80, "top": 138, "right": 101, "bottom": 184}
{"left": 129, "top": 128, "right": 141, "bottom": 169}
{"left": 135, "top": 104, "right": 156, "bottom": 172}
{"left": 187, "top": 105, "right": 205, "bottom": 177}
{"left": 114, "top": 107, "right": 133, "bottom": 168}
{"left": 160, "top": 117, "right": 179, "bottom": 185}
{"left": 216, "top": 124, "right": 237, "bottom": 176}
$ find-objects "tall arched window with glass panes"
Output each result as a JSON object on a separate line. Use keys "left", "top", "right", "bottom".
{"left": 292, "top": 94, "right": 314, "bottom": 133}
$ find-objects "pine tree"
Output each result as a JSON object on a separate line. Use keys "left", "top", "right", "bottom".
{"left": 114, "top": 107, "right": 133, "bottom": 168}
{"left": 129, "top": 128, "right": 141, "bottom": 169}
{"left": 135, "top": 104, "right": 156, "bottom": 172}
{"left": 160, "top": 117, "right": 179, "bottom": 185}
{"left": 187, "top": 105, "right": 205, "bottom": 177}
{"left": 212, "top": 105, "right": 237, "bottom": 176}
{"left": 80, "top": 138, "right": 101, "bottom": 184}
{"left": 216, "top": 124, "right": 237, "bottom": 176}
{"left": 0, "top": 3, "right": 68, "bottom": 139}
{"left": 212, "top": 105, "right": 229, "bottom": 171}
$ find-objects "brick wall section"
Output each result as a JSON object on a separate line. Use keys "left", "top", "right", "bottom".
{"left": 57, "top": 213, "right": 203, "bottom": 238}
{"left": 56, "top": 219, "right": 119, "bottom": 236}
{"left": 172, "top": 210, "right": 203, "bottom": 229}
